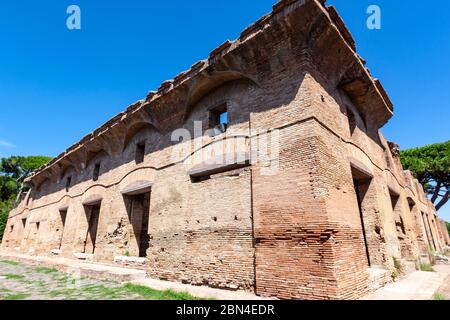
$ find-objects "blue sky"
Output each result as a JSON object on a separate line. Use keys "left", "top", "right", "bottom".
{"left": 0, "top": 1, "right": 448, "bottom": 219}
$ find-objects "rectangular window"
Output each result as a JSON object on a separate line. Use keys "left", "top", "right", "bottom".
{"left": 10, "top": 225, "right": 14, "bottom": 233}
{"left": 65, "top": 176, "right": 72, "bottom": 192}
{"left": 135, "top": 142, "right": 146, "bottom": 164}
{"left": 93, "top": 163, "right": 101, "bottom": 181}
{"left": 21, "top": 218, "right": 27, "bottom": 228}
{"left": 209, "top": 104, "right": 228, "bottom": 133}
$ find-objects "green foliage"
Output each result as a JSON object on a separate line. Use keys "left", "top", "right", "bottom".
{"left": 122, "top": 283, "right": 203, "bottom": 300}
{"left": 0, "top": 156, "right": 52, "bottom": 179}
{"left": 2, "top": 293, "right": 31, "bottom": 300}
{"left": 433, "top": 293, "right": 446, "bottom": 300}
{"left": 393, "top": 257, "right": 403, "bottom": 274}
{"left": 446, "top": 221, "right": 450, "bottom": 236}
{"left": 35, "top": 267, "right": 58, "bottom": 274}
{"left": 3, "top": 274, "right": 25, "bottom": 280}
{"left": 420, "top": 263, "right": 435, "bottom": 272}
{"left": 0, "top": 260, "right": 20, "bottom": 266}
{"left": 0, "top": 155, "right": 52, "bottom": 242}
{"left": 0, "top": 202, "right": 12, "bottom": 242}
{"left": 0, "top": 176, "right": 19, "bottom": 202}
{"left": 400, "top": 140, "right": 450, "bottom": 211}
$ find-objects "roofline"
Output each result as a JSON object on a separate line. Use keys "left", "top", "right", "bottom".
{"left": 26, "top": 0, "right": 393, "bottom": 182}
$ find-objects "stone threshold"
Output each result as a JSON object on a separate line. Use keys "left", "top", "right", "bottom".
{"left": 0, "top": 250, "right": 266, "bottom": 300}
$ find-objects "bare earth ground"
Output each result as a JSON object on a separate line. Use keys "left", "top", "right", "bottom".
{"left": 0, "top": 259, "right": 196, "bottom": 300}
{"left": 435, "top": 275, "right": 450, "bottom": 300}
{"left": 435, "top": 251, "right": 450, "bottom": 300}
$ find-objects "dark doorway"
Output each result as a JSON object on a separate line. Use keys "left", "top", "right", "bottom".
{"left": 125, "top": 192, "right": 151, "bottom": 257}
{"left": 351, "top": 166, "right": 372, "bottom": 267}
{"left": 83, "top": 204, "right": 101, "bottom": 254}
{"left": 58, "top": 209, "right": 68, "bottom": 249}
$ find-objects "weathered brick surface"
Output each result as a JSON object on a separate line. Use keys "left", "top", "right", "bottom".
{"left": 1, "top": 0, "right": 448, "bottom": 300}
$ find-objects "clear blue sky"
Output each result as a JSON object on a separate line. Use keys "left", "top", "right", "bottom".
{"left": 0, "top": 1, "right": 449, "bottom": 219}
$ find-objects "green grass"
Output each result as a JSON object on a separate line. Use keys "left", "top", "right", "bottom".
{"left": 0, "top": 260, "right": 20, "bottom": 266}
{"left": 434, "top": 293, "right": 446, "bottom": 300}
{"left": 3, "top": 274, "right": 25, "bottom": 280}
{"left": 35, "top": 267, "right": 58, "bottom": 274}
{"left": 122, "top": 283, "right": 202, "bottom": 300}
{"left": 420, "top": 263, "right": 435, "bottom": 272}
{"left": 2, "top": 293, "right": 31, "bottom": 300}
{"left": 46, "top": 283, "right": 202, "bottom": 300}
{"left": 0, "top": 258, "right": 203, "bottom": 300}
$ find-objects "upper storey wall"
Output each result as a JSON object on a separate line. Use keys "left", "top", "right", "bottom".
{"left": 12, "top": 0, "right": 394, "bottom": 215}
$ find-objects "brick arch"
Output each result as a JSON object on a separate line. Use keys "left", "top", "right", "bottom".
{"left": 183, "top": 72, "right": 259, "bottom": 122}
{"left": 122, "top": 122, "right": 160, "bottom": 152}
{"left": 85, "top": 149, "right": 110, "bottom": 169}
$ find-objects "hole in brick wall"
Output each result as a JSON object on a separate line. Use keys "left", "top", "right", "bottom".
{"left": 191, "top": 175, "right": 211, "bottom": 183}
{"left": 65, "top": 176, "right": 72, "bottom": 192}
{"left": 212, "top": 217, "right": 217, "bottom": 222}
{"left": 234, "top": 216, "right": 238, "bottom": 221}
{"left": 93, "top": 163, "right": 101, "bottom": 181}
{"left": 375, "top": 225, "right": 381, "bottom": 235}
{"left": 321, "top": 95, "right": 325, "bottom": 102}
{"left": 346, "top": 107, "right": 357, "bottom": 135}
{"left": 135, "top": 141, "right": 146, "bottom": 164}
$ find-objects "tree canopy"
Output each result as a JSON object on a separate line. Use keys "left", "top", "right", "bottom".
{"left": 0, "top": 155, "right": 52, "bottom": 241}
{"left": 0, "top": 156, "right": 52, "bottom": 179}
{"left": 400, "top": 140, "right": 450, "bottom": 211}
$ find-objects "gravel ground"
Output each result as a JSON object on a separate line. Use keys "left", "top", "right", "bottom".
{"left": 435, "top": 275, "right": 450, "bottom": 300}
{"left": 0, "top": 259, "right": 145, "bottom": 300}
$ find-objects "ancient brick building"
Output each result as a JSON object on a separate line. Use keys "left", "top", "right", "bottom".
{"left": 1, "top": 0, "right": 448, "bottom": 300}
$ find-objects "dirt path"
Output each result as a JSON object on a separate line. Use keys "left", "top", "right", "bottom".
{"left": 0, "top": 258, "right": 197, "bottom": 300}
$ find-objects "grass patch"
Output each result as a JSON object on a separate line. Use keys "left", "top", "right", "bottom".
{"left": 35, "top": 267, "right": 58, "bottom": 274}
{"left": 2, "top": 293, "right": 31, "bottom": 300}
{"left": 48, "top": 285, "right": 127, "bottom": 300}
{"left": 123, "top": 283, "right": 202, "bottom": 300}
{"left": 3, "top": 274, "right": 25, "bottom": 280}
{"left": 0, "top": 260, "right": 20, "bottom": 266}
{"left": 420, "top": 263, "right": 435, "bottom": 272}
{"left": 434, "top": 293, "right": 446, "bottom": 300}
{"left": 48, "top": 288, "right": 80, "bottom": 299}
